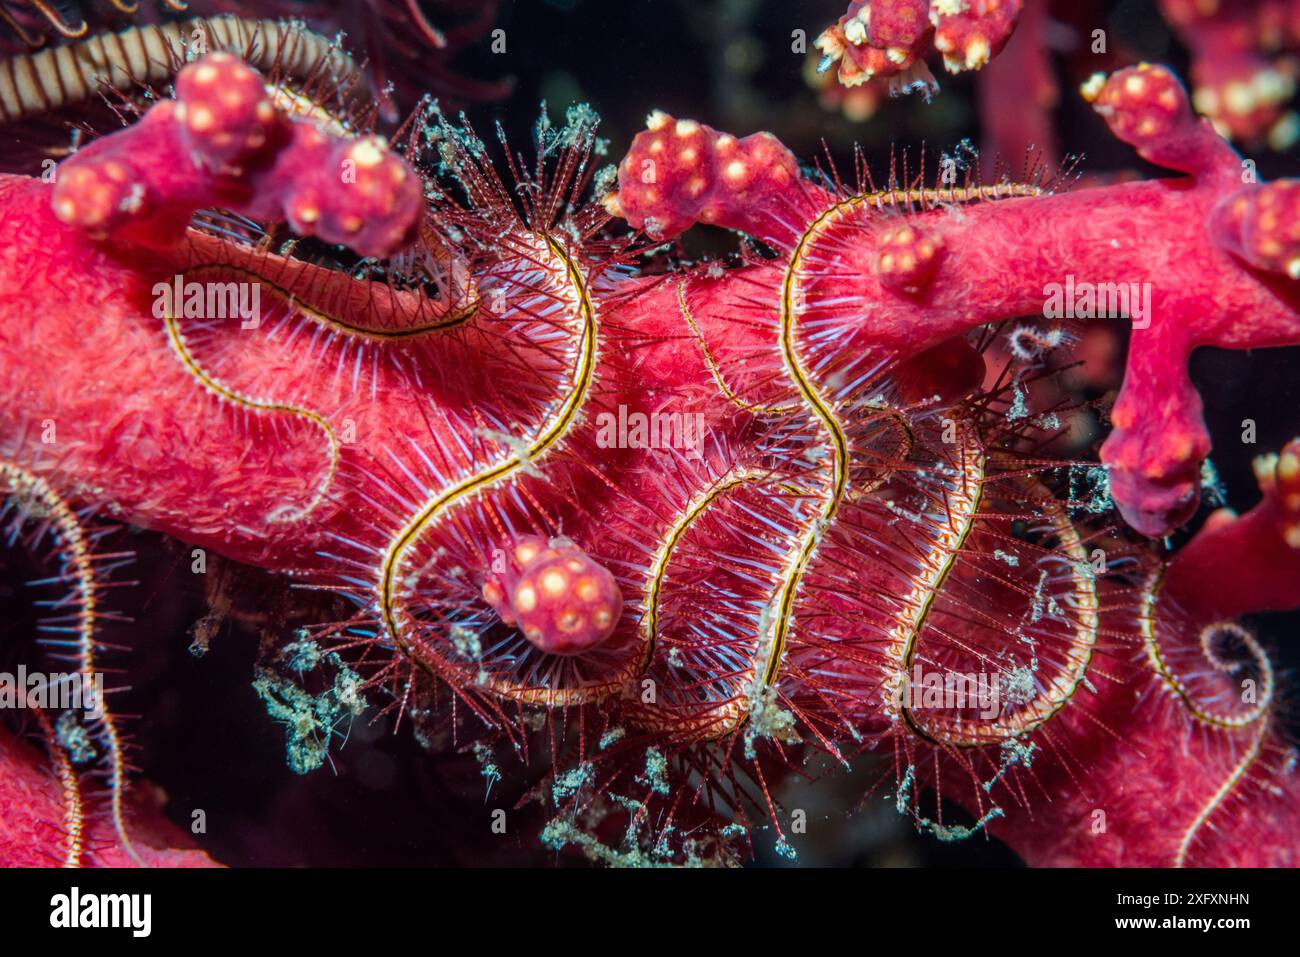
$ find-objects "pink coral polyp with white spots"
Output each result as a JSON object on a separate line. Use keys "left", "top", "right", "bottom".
{"left": 483, "top": 537, "right": 623, "bottom": 656}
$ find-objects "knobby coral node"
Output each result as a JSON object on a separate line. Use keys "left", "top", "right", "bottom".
{"left": 51, "top": 53, "right": 422, "bottom": 257}
{"left": 1082, "top": 62, "right": 1239, "bottom": 177}
{"left": 873, "top": 223, "right": 945, "bottom": 294}
{"left": 604, "top": 111, "right": 806, "bottom": 242}
{"left": 1078, "top": 63, "right": 1300, "bottom": 537}
{"left": 482, "top": 536, "right": 624, "bottom": 656}
{"left": 1157, "top": 0, "right": 1300, "bottom": 148}
{"left": 930, "top": 0, "right": 1022, "bottom": 75}
{"left": 1210, "top": 180, "right": 1300, "bottom": 279}
{"left": 174, "top": 52, "right": 281, "bottom": 170}
{"left": 815, "top": 0, "right": 932, "bottom": 90}
{"left": 814, "top": 0, "right": 1022, "bottom": 98}
{"left": 1271, "top": 442, "right": 1300, "bottom": 549}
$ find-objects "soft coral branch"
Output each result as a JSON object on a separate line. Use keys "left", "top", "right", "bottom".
{"left": 615, "top": 65, "right": 1300, "bottom": 537}
{"left": 50, "top": 53, "right": 422, "bottom": 258}
{"left": 0, "top": 724, "right": 217, "bottom": 867}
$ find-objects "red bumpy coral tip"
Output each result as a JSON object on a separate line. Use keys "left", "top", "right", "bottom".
{"left": 1158, "top": 0, "right": 1299, "bottom": 145}
{"left": 483, "top": 536, "right": 623, "bottom": 656}
{"left": 931, "top": 0, "right": 1022, "bottom": 74}
{"left": 1081, "top": 62, "right": 1238, "bottom": 177}
{"left": 605, "top": 111, "right": 801, "bottom": 241}
{"left": 174, "top": 53, "right": 279, "bottom": 169}
{"left": 815, "top": 0, "right": 930, "bottom": 87}
{"left": 49, "top": 158, "right": 139, "bottom": 235}
{"left": 1210, "top": 179, "right": 1300, "bottom": 279}
{"left": 873, "top": 222, "right": 945, "bottom": 294}
{"left": 285, "top": 132, "right": 423, "bottom": 257}
{"left": 1103, "top": 399, "right": 1207, "bottom": 537}
{"left": 1261, "top": 440, "right": 1300, "bottom": 549}
{"left": 50, "top": 51, "right": 423, "bottom": 258}
{"left": 1085, "top": 62, "right": 1192, "bottom": 142}
{"left": 814, "top": 0, "right": 1021, "bottom": 91}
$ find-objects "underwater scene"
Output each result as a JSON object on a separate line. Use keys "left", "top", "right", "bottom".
{"left": 0, "top": 0, "right": 1297, "bottom": 882}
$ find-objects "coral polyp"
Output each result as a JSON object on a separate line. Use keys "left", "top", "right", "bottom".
{"left": 481, "top": 536, "right": 624, "bottom": 657}
{"left": 0, "top": 2, "right": 1298, "bottom": 871}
